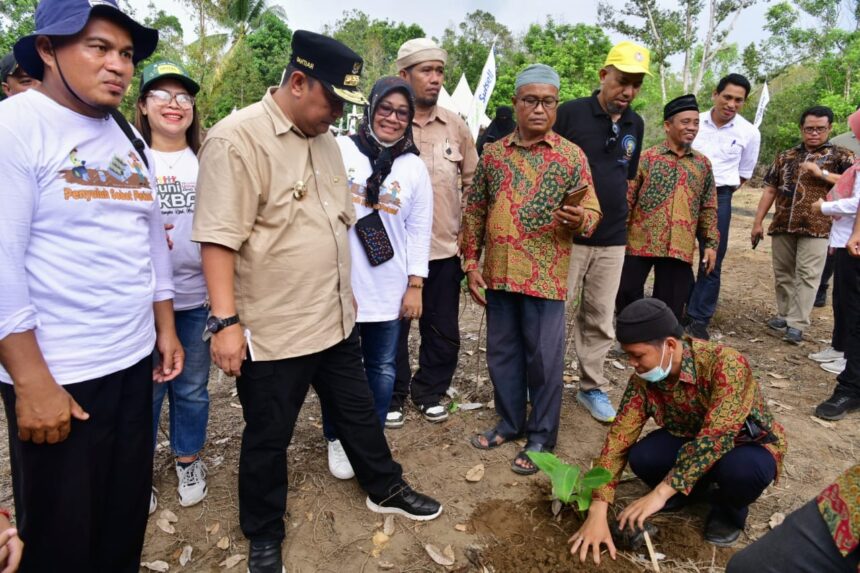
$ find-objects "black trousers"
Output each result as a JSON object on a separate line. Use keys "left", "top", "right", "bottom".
{"left": 237, "top": 328, "right": 403, "bottom": 542}
{"left": 0, "top": 356, "right": 153, "bottom": 573}
{"left": 833, "top": 248, "right": 860, "bottom": 398}
{"left": 628, "top": 429, "right": 776, "bottom": 528}
{"left": 393, "top": 256, "right": 464, "bottom": 408}
{"left": 727, "top": 499, "right": 860, "bottom": 573}
{"left": 616, "top": 255, "right": 694, "bottom": 321}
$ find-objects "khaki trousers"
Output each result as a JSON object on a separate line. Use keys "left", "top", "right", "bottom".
{"left": 566, "top": 244, "right": 626, "bottom": 391}
{"left": 771, "top": 233, "right": 829, "bottom": 331}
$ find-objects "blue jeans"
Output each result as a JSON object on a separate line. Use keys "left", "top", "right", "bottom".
{"left": 152, "top": 305, "right": 211, "bottom": 456}
{"left": 687, "top": 186, "right": 734, "bottom": 325}
{"left": 323, "top": 319, "right": 400, "bottom": 441}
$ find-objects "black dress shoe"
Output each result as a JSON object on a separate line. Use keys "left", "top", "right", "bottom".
{"left": 366, "top": 483, "right": 443, "bottom": 521}
{"left": 248, "top": 540, "right": 285, "bottom": 573}
{"left": 704, "top": 510, "right": 742, "bottom": 547}
{"left": 815, "top": 392, "right": 860, "bottom": 421}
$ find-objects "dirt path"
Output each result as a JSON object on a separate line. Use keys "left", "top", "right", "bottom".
{"left": 1, "top": 188, "right": 857, "bottom": 572}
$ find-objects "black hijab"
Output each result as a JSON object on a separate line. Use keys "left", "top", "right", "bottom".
{"left": 350, "top": 76, "right": 419, "bottom": 208}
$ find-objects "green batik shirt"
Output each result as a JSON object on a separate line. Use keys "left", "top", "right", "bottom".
{"left": 593, "top": 338, "right": 787, "bottom": 503}
{"left": 626, "top": 142, "right": 719, "bottom": 265}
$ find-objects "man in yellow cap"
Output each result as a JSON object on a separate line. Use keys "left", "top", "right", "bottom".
{"left": 553, "top": 41, "right": 650, "bottom": 423}
{"left": 389, "top": 38, "right": 479, "bottom": 427}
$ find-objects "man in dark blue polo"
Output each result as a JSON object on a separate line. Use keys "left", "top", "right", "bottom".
{"left": 553, "top": 41, "right": 649, "bottom": 423}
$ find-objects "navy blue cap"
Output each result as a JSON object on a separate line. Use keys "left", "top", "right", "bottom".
{"left": 14, "top": 0, "right": 159, "bottom": 80}
{"left": 0, "top": 52, "right": 18, "bottom": 82}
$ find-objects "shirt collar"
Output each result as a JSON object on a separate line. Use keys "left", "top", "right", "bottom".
{"left": 678, "top": 339, "right": 696, "bottom": 385}
{"left": 262, "top": 88, "right": 300, "bottom": 137}
{"left": 590, "top": 91, "right": 635, "bottom": 125}
{"left": 796, "top": 141, "right": 834, "bottom": 154}
{"left": 658, "top": 141, "right": 694, "bottom": 157}
{"left": 704, "top": 108, "right": 735, "bottom": 129}
{"left": 413, "top": 105, "right": 448, "bottom": 127}
{"left": 505, "top": 130, "right": 560, "bottom": 149}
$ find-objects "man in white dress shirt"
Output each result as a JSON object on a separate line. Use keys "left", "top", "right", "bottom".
{"left": 685, "top": 74, "right": 761, "bottom": 340}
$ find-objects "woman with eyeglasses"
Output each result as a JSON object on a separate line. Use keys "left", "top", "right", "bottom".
{"left": 133, "top": 61, "right": 209, "bottom": 512}
{"left": 321, "top": 77, "right": 433, "bottom": 480}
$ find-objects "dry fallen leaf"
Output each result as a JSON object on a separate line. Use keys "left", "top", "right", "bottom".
{"left": 371, "top": 531, "right": 390, "bottom": 557}
{"left": 770, "top": 380, "right": 791, "bottom": 389}
{"left": 141, "top": 561, "right": 170, "bottom": 572}
{"left": 464, "top": 350, "right": 475, "bottom": 356}
{"left": 229, "top": 402, "right": 242, "bottom": 409}
{"left": 454, "top": 523, "right": 468, "bottom": 532}
{"left": 179, "top": 545, "right": 193, "bottom": 567}
{"left": 769, "top": 512, "right": 785, "bottom": 529}
{"left": 425, "top": 544, "right": 456, "bottom": 566}
{"left": 810, "top": 416, "right": 835, "bottom": 429}
{"left": 767, "top": 372, "right": 787, "bottom": 379}
{"left": 551, "top": 499, "right": 563, "bottom": 517}
{"left": 611, "top": 360, "right": 626, "bottom": 370}
{"left": 213, "top": 437, "right": 230, "bottom": 445}
{"left": 465, "top": 463, "right": 485, "bottom": 482}
{"left": 563, "top": 374, "right": 580, "bottom": 383}
{"left": 378, "top": 561, "right": 395, "bottom": 570}
{"left": 206, "top": 522, "right": 221, "bottom": 536}
{"left": 749, "top": 338, "right": 762, "bottom": 343}
{"left": 767, "top": 399, "right": 794, "bottom": 411}
{"left": 160, "top": 509, "right": 178, "bottom": 523}
{"left": 383, "top": 515, "right": 395, "bottom": 537}
{"left": 219, "top": 554, "right": 246, "bottom": 569}
{"left": 486, "top": 399, "right": 494, "bottom": 409}
{"left": 216, "top": 536, "right": 231, "bottom": 550}
{"left": 156, "top": 518, "right": 175, "bottom": 535}
{"left": 459, "top": 402, "right": 483, "bottom": 411}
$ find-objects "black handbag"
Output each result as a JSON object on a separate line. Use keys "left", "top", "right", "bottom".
{"left": 354, "top": 209, "right": 394, "bottom": 266}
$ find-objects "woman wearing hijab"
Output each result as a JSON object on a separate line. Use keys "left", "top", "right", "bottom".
{"left": 811, "top": 109, "right": 860, "bottom": 421}
{"left": 133, "top": 60, "right": 209, "bottom": 511}
{"left": 323, "top": 77, "right": 433, "bottom": 479}
{"left": 476, "top": 105, "right": 515, "bottom": 156}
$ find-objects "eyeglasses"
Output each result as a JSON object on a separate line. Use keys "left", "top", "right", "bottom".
{"left": 146, "top": 89, "right": 195, "bottom": 109}
{"left": 376, "top": 101, "right": 410, "bottom": 122}
{"left": 518, "top": 96, "right": 559, "bottom": 110}
{"left": 802, "top": 126, "right": 830, "bottom": 134}
{"left": 605, "top": 122, "right": 620, "bottom": 152}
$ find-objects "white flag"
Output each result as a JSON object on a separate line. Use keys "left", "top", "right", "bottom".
{"left": 753, "top": 82, "right": 770, "bottom": 129}
{"left": 467, "top": 44, "right": 496, "bottom": 141}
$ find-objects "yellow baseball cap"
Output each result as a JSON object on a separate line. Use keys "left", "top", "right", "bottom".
{"left": 604, "top": 41, "right": 652, "bottom": 76}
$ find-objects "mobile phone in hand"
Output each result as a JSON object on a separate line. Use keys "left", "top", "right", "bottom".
{"left": 752, "top": 235, "right": 761, "bottom": 249}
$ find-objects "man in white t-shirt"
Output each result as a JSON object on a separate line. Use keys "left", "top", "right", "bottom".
{"left": 0, "top": 1, "right": 183, "bottom": 571}
{"left": 686, "top": 74, "right": 761, "bottom": 340}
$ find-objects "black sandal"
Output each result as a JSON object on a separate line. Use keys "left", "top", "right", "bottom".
{"left": 511, "top": 442, "right": 549, "bottom": 476}
{"left": 470, "top": 428, "right": 508, "bottom": 450}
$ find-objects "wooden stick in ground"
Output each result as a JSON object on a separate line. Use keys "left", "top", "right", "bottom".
{"left": 642, "top": 530, "right": 661, "bottom": 572}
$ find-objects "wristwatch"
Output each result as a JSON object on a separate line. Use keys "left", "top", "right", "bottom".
{"left": 202, "top": 314, "right": 240, "bottom": 341}
{"left": 821, "top": 169, "right": 830, "bottom": 179}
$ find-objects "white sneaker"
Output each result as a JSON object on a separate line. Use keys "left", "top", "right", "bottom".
{"left": 176, "top": 459, "right": 208, "bottom": 507}
{"left": 809, "top": 347, "right": 844, "bottom": 363}
{"left": 327, "top": 439, "right": 355, "bottom": 480}
{"left": 149, "top": 488, "right": 157, "bottom": 515}
{"left": 385, "top": 408, "right": 405, "bottom": 429}
{"left": 821, "top": 358, "right": 847, "bottom": 374}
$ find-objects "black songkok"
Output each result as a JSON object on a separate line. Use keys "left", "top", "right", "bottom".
{"left": 616, "top": 298, "right": 680, "bottom": 344}
{"left": 664, "top": 94, "right": 699, "bottom": 120}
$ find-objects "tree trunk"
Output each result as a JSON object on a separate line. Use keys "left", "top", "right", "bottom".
{"left": 682, "top": 1, "right": 695, "bottom": 92}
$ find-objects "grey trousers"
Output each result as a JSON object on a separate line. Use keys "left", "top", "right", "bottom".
{"left": 726, "top": 499, "right": 860, "bottom": 573}
{"left": 485, "top": 289, "right": 565, "bottom": 449}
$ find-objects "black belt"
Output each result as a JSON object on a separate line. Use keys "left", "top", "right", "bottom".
{"left": 717, "top": 185, "right": 738, "bottom": 191}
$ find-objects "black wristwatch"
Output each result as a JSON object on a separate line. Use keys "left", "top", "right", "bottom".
{"left": 202, "top": 314, "right": 240, "bottom": 341}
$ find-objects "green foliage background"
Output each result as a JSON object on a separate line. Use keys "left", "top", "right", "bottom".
{"left": 3, "top": 0, "right": 860, "bottom": 167}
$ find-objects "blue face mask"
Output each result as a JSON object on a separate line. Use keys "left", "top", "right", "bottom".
{"left": 638, "top": 341, "right": 671, "bottom": 383}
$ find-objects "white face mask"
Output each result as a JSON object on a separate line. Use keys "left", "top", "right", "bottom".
{"left": 638, "top": 341, "right": 671, "bottom": 383}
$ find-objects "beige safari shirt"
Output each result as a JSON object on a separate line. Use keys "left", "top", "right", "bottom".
{"left": 412, "top": 105, "right": 479, "bottom": 260}
{"left": 192, "top": 89, "right": 356, "bottom": 361}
